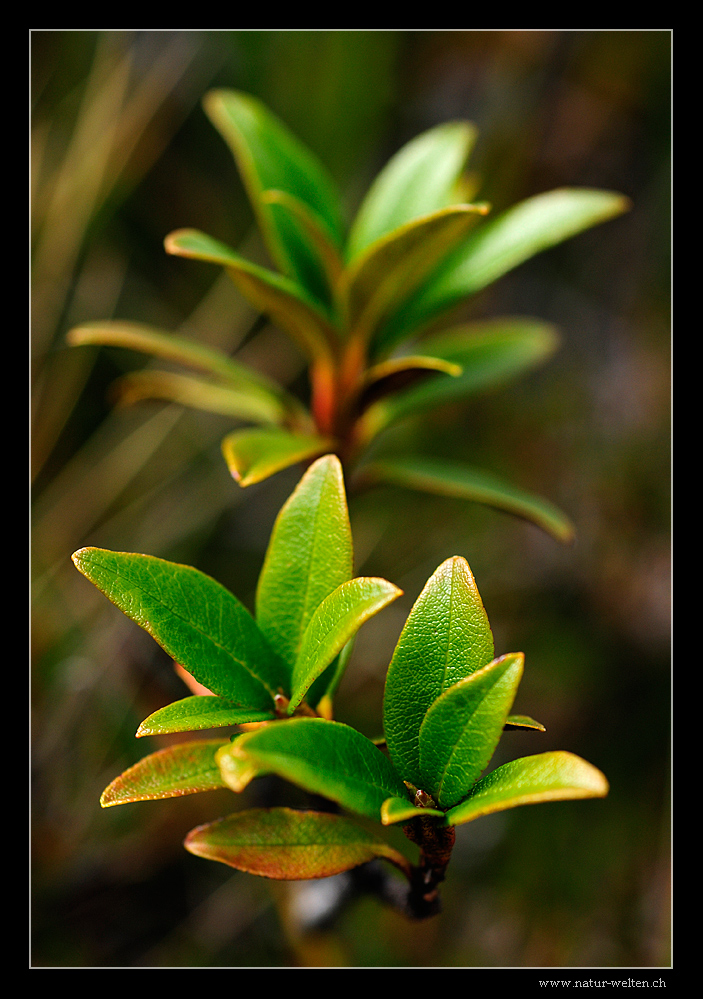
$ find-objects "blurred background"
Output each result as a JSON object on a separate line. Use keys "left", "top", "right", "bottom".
{"left": 31, "top": 30, "right": 670, "bottom": 968}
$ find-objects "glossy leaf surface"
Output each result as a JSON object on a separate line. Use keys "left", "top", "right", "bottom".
{"left": 365, "top": 319, "right": 558, "bottom": 427}
{"left": 221, "top": 428, "right": 334, "bottom": 488}
{"left": 100, "top": 740, "right": 228, "bottom": 806}
{"left": 377, "top": 188, "right": 630, "bottom": 349}
{"left": 383, "top": 556, "right": 494, "bottom": 789}
{"left": 347, "top": 120, "right": 477, "bottom": 260}
{"left": 219, "top": 718, "right": 408, "bottom": 820}
{"left": 360, "top": 457, "right": 575, "bottom": 544}
{"left": 136, "top": 696, "right": 275, "bottom": 737}
{"left": 256, "top": 454, "right": 352, "bottom": 666}
{"left": 444, "top": 751, "right": 609, "bottom": 827}
{"left": 203, "top": 89, "right": 343, "bottom": 304}
{"left": 72, "top": 548, "right": 285, "bottom": 707}
{"left": 184, "top": 807, "right": 411, "bottom": 879}
{"left": 289, "top": 577, "right": 402, "bottom": 712}
{"left": 418, "top": 653, "right": 524, "bottom": 808}
{"left": 165, "top": 228, "right": 339, "bottom": 363}
{"left": 262, "top": 189, "right": 345, "bottom": 297}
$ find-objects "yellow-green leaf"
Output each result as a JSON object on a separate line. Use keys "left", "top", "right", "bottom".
{"left": 136, "top": 696, "right": 275, "bottom": 737}
{"left": 444, "top": 751, "right": 609, "bottom": 827}
{"left": 100, "top": 740, "right": 229, "bottom": 806}
{"left": 221, "top": 428, "right": 335, "bottom": 488}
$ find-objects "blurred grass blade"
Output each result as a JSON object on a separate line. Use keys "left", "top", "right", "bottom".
{"left": 418, "top": 653, "right": 524, "bottom": 809}
{"left": 219, "top": 718, "right": 408, "bottom": 820}
{"left": 383, "top": 556, "right": 494, "bottom": 790}
{"left": 347, "top": 120, "right": 478, "bottom": 260}
{"left": 444, "top": 751, "right": 609, "bottom": 827}
{"left": 221, "top": 428, "right": 335, "bottom": 488}
{"left": 100, "top": 740, "right": 229, "bottom": 806}
{"left": 165, "top": 228, "right": 340, "bottom": 363}
{"left": 343, "top": 205, "right": 488, "bottom": 345}
{"left": 256, "top": 454, "right": 352, "bottom": 667}
{"left": 184, "top": 807, "right": 412, "bottom": 879}
{"left": 362, "top": 319, "right": 558, "bottom": 432}
{"left": 72, "top": 547, "right": 286, "bottom": 706}
{"left": 377, "top": 188, "right": 630, "bottom": 351}
{"left": 112, "top": 370, "right": 287, "bottom": 425}
{"left": 203, "top": 89, "right": 344, "bottom": 305}
{"left": 289, "top": 577, "right": 402, "bottom": 713}
{"left": 136, "top": 696, "right": 275, "bottom": 737}
{"left": 359, "top": 457, "right": 575, "bottom": 544}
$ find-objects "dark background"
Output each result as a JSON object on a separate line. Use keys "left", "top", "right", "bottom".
{"left": 31, "top": 30, "right": 670, "bottom": 968}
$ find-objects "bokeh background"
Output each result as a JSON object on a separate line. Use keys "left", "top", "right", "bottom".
{"left": 31, "top": 30, "right": 670, "bottom": 968}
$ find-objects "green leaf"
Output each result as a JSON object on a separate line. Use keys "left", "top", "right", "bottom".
{"left": 306, "top": 637, "right": 355, "bottom": 712}
{"left": 380, "top": 796, "right": 444, "bottom": 826}
{"left": 362, "top": 319, "right": 558, "bottom": 430}
{"left": 504, "top": 714, "right": 546, "bottom": 732}
{"left": 444, "top": 751, "right": 609, "bottom": 827}
{"left": 262, "top": 189, "right": 345, "bottom": 301}
{"left": 66, "top": 320, "right": 294, "bottom": 402}
{"left": 136, "top": 696, "right": 275, "bottom": 737}
{"left": 358, "top": 457, "right": 575, "bottom": 545}
{"left": 255, "top": 454, "right": 352, "bottom": 666}
{"left": 342, "top": 205, "right": 488, "bottom": 346}
{"left": 72, "top": 548, "right": 286, "bottom": 708}
{"left": 112, "top": 370, "right": 287, "bottom": 426}
{"left": 356, "top": 354, "right": 462, "bottom": 413}
{"left": 203, "top": 89, "right": 344, "bottom": 305}
{"left": 221, "top": 428, "right": 335, "bottom": 488}
{"left": 289, "top": 577, "right": 402, "bottom": 713}
{"left": 100, "top": 740, "right": 229, "bottom": 806}
{"left": 165, "top": 229, "right": 339, "bottom": 363}
{"left": 383, "top": 556, "right": 494, "bottom": 790}
{"left": 347, "top": 120, "right": 478, "bottom": 260}
{"left": 418, "top": 653, "right": 524, "bottom": 808}
{"left": 184, "top": 807, "right": 412, "bottom": 879}
{"left": 217, "top": 718, "right": 409, "bottom": 821}
{"left": 376, "top": 188, "right": 630, "bottom": 351}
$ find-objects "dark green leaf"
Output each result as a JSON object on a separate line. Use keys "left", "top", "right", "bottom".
{"left": 347, "top": 120, "right": 478, "bottom": 260}
{"left": 217, "top": 718, "right": 408, "bottom": 821}
{"left": 184, "top": 807, "right": 412, "bottom": 879}
{"left": 221, "top": 428, "right": 335, "bottom": 488}
{"left": 72, "top": 548, "right": 286, "bottom": 708}
{"left": 100, "top": 740, "right": 228, "bottom": 806}
{"left": 289, "top": 577, "right": 402, "bottom": 713}
{"left": 383, "top": 556, "right": 494, "bottom": 790}
{"left": 357, "top": 457, "right": 575, "bottom": 545}
{"left": 203, "top": 89, "right": 344, "bottom": 304}
{"left": 418, "top": 653, "right": 524, "bottom": 808}
{"left": 444, "top": 751, "right": 609, "bottom": 826}
{"left": 255, "top": 454, "right": 352, "bottom": 667}
{"left": 376, "top": 188, "right": 630, "bottom": 351}
{"left": 136, "top": 696, "right": 275, "bottom": 737}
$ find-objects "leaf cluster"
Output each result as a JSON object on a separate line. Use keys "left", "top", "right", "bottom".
{"left": 74, "top": 456, "right": 607, "bottom": 898}
{"left": 68, "top": 90, "right": 630, "bottom": 543}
